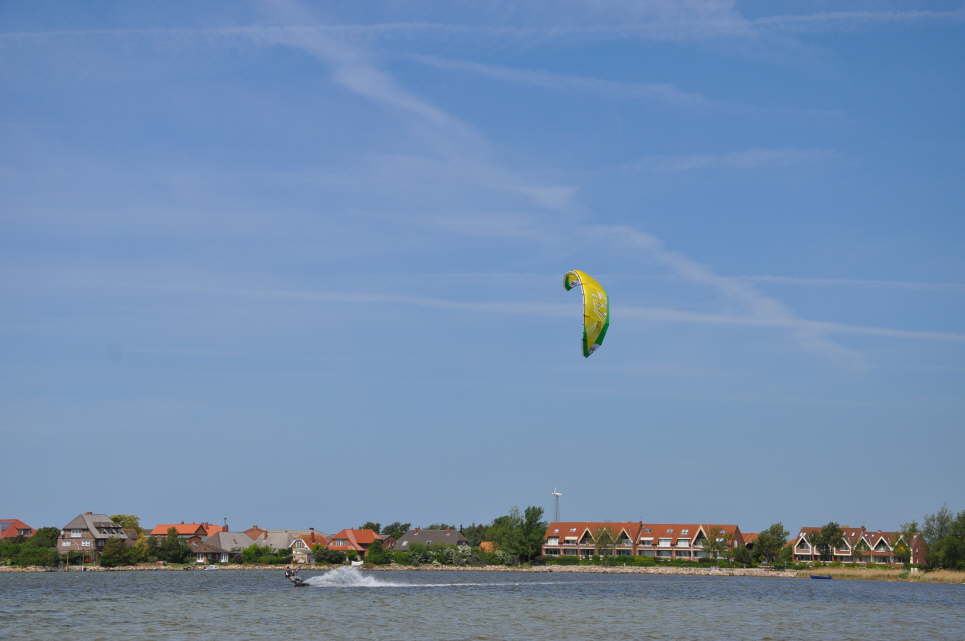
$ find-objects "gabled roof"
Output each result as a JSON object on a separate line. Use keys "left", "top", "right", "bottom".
{"left": 0, "top": 519, "right": 32, "bottom": 538}
{"left": 395, "top": 528, "right": 468, "bottom": 548}
{"left": 694, "top": 524, "right": 741, "bottom": 543}
{"left": 293, "top": 531, "right": 329, "bottom": 548}
{"left": 329, "top": 529, "right": 380, "bottom": 551}
{"left": 742, "top": 533, "right": 758, "bottom": 543}
{"left": 150, "top": 523, "right": 208, "bottom": 536}
{"left": 544, "top": 522, "right": 641, "bottom": 542}
{"left": 193, "top": 532, "right": 254, "bottom": 554}
{"left": 62, "top": 513, "right": 127, "bottom": 540}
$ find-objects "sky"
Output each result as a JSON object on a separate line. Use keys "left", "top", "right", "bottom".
{"left": 2, "top": 0, "right": 964, "bottom": 536}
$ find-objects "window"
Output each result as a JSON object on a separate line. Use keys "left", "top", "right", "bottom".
{"left": 61, "top": 541, "right": 70, "bottom": 547}
{"left": 659, "top": 538, "right": 672, "bottom": 547}
{"left": 667, "top": 528, "right": 674, "bottom": 534}
{"left": 642, "top": 528, "right": 652, "bottom": 533}
{"left": 81, "top": 540, "right": 91, "bottom": 547}
{"left": 70, "top": 530, "right": 82, "bottom": 538}
{"left": 553, "top": 528, "right": 559, "bottom": 533}
{"left": 681, "top": 529, "right": 689, "bottom": 535}
{"left": 546, "top": 537, "right": 559, "bottom": 546}
{"left": 569, "top": 528, "right": 577, "bottom": 533}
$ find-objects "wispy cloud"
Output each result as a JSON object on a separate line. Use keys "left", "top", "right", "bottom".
{"left": 223, "top": 285, "right": 965, "bottom": 345}
{"left": 626, "top": 148, "right": 835, "bottom": 172}
{"left": 584, "top": 225, "right": 865, "bottom": 365}
{"left": 754, "top": 8, "right": 965, "bottom": 32}
{"left": 740, "top": 275, "right": 965, "bottom": 292}
{"left": 409, "top": 54, "right": 713, "bottom": 108}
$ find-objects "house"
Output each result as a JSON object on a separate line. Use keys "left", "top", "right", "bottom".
{"left": 248, "top": 529, "right": 307, "bottom": 552}
{"left": 393, "top": 528, "right": 469, "bottom": 549}
{"left": 290, "top": 529, "right": 329, "bottom": 564}
{"left": 542, "top": 522, "right": 641, "bottom": 558}
{"left": 541, "top": 521, "right": 745, "bottom": 560}
{"left": 56, "top": 512, "right": 128, "bottom": 561}
{"left": 742, "top": 532, "right": 758, "bottom": 550}
{"left": 0, "top": 519, "right": 34, "bottom": 539}
{"left": 190, "top": 532, "right": 254, "bottom": 564}
{"left": 328, "top": 529, "right": 386, "bottom": 558}
{"left": 791, "top": 526, "right": 926, "bottom": 566}
{"left": 149, "top": 522, "right": 223, "bottom": 545}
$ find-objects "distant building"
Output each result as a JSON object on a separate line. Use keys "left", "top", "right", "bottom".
{"left": 394, "top": 528, "right": 469, "bottom": 549}
{"left": 149, "top": 522, "right": 222, "bottom": 545}
{"left": 541, "top": 521, "right": 745, "bottom": 560}
{"left": 0, "top": 518, "right": 34, "bottom": 539}
{"left": 791, "top": 526, "right": 926, "bottom": 566}
{"left": 328, "top": 529, "right": 388, "bottom": 558}
{"left": 56, "top": 512, "right": 128, "bottom": 561}
{"left": 290, "top": 530, "right": 329, "bottom": 564}
{"left": 190, "top": 531, "right": 254, "bottom": 564}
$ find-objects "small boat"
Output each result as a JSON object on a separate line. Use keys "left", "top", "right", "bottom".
{"left": 202, "top": 565, "right": 219, "bottom": 571}
{"left": 810, "top": 575, "right": 833, "bottom": 580}
{"left": 350, "top": 560, "right": 363, "bottom": 567}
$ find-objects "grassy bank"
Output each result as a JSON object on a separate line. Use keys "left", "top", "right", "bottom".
{"left": 795, "top": 567, "right": 965, "bottom": 583}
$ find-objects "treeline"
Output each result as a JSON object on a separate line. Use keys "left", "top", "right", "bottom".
{"left": 917, "top": 505, "right": 965, "bottom": 570}
{"left": 357, "top": 506, "right": 546, "bottom": 566}
{"left": 0, "top": 527, "right": 60, "bottom": 567}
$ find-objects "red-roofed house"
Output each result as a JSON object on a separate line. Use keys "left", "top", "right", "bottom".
{"left": 328, "top": 529, "right": 385, "bottom": 558}
{"left": 149, "top": 522, "right": 221, "bottom": 545}
{"left": 290, "top": 529, "right": 329, "bottom": 564}
{"left": 541, "top": 521, "right": 745, "bottom": 560}
{"left": 0, "top": 519, "right": 33, "bottom": 539}
{"left": 791, "top": 526, "right": 926, "bottom": 566}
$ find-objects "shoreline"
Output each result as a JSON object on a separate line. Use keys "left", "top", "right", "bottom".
{"left": 3, "top": 563, "right": 962, "bottom": 583}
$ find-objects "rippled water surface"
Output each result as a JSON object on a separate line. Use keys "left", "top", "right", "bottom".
{"left": 1, "top": 568, "right": 962, "bottom": 640}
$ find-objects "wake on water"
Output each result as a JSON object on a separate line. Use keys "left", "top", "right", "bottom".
{"left": 302, "top": 566, "right": 560, "bottom": 589}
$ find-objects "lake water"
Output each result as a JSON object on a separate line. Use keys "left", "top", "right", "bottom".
{"left": 1, "top": 568, "right": 962, "bottom": 640}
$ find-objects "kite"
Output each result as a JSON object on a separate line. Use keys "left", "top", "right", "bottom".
{"left": 563, "top": 269, "right": 609, "bottom": 357}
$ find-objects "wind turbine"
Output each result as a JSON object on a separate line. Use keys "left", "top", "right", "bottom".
{"left": 551, "top": 488, "right": 563, "bottom": 522}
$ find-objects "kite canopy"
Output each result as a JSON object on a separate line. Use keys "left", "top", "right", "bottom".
{"left": 563, "top": 269, "right": 610, "bottom": 357}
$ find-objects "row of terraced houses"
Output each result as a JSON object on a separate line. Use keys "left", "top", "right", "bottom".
{"left": 539, "top": 521, "right": 928, "bottom": 566}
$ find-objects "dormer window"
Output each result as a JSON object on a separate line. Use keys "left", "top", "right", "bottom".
{"left": 667, "top": 529, "right": 674, "bottom": 534}
{"left": 681, "top": 529, "right": 689, "bottom": 535}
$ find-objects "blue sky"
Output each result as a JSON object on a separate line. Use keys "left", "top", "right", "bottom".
{"left": 2, "top": 0, "right": 964, "bottom": 536}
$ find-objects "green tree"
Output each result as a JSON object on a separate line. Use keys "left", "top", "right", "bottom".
{"left": 461, "top": 524, "right": 487, "bottom": 547}
{"left": 28, "top": 527, "right": 60, "bottom": 548}
{"left": 852, "top": 538, "right": 870, "bottom": 563}
{"left": 425, "top": 523, "right": 457, "bottom": 530}
{"left": 520, "top": 506, "right": 547, "bottom": 563}
{"left": 752, "top": 523, "right": 790, "bottom": 565}
{"left": 358, "top": 522, "right": 381, "bottom": 534}
{"left": 810, "top": 522, "right": 845, "bottom": 562}
{"left": 100, "top": 538, "right": 135, "bottom": 567}
{"left": 381, "top": 522, "right": 411, "bottom": 540}
{"left": 365, "top": 540, "right": 391, "bottom": 565}
{"left": 730, "top": 544, "right": 752, "bottom": 567}
{"left": 700, "top": 527, "right": 730, "bottom": 565}
{"left": 158, "top": 527, "right": 190, "bottom": 563}
{"left": 928, "top": 536, "right": 965, "bottom": 570}
{"left": 923, "top": 505, "right": 953, "bottom": 544}
{"left": 593, "top": 526, "right": 617, "bottom": 558}
{"left": 132, "top": 534, "right": 158, "bottom": 563}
